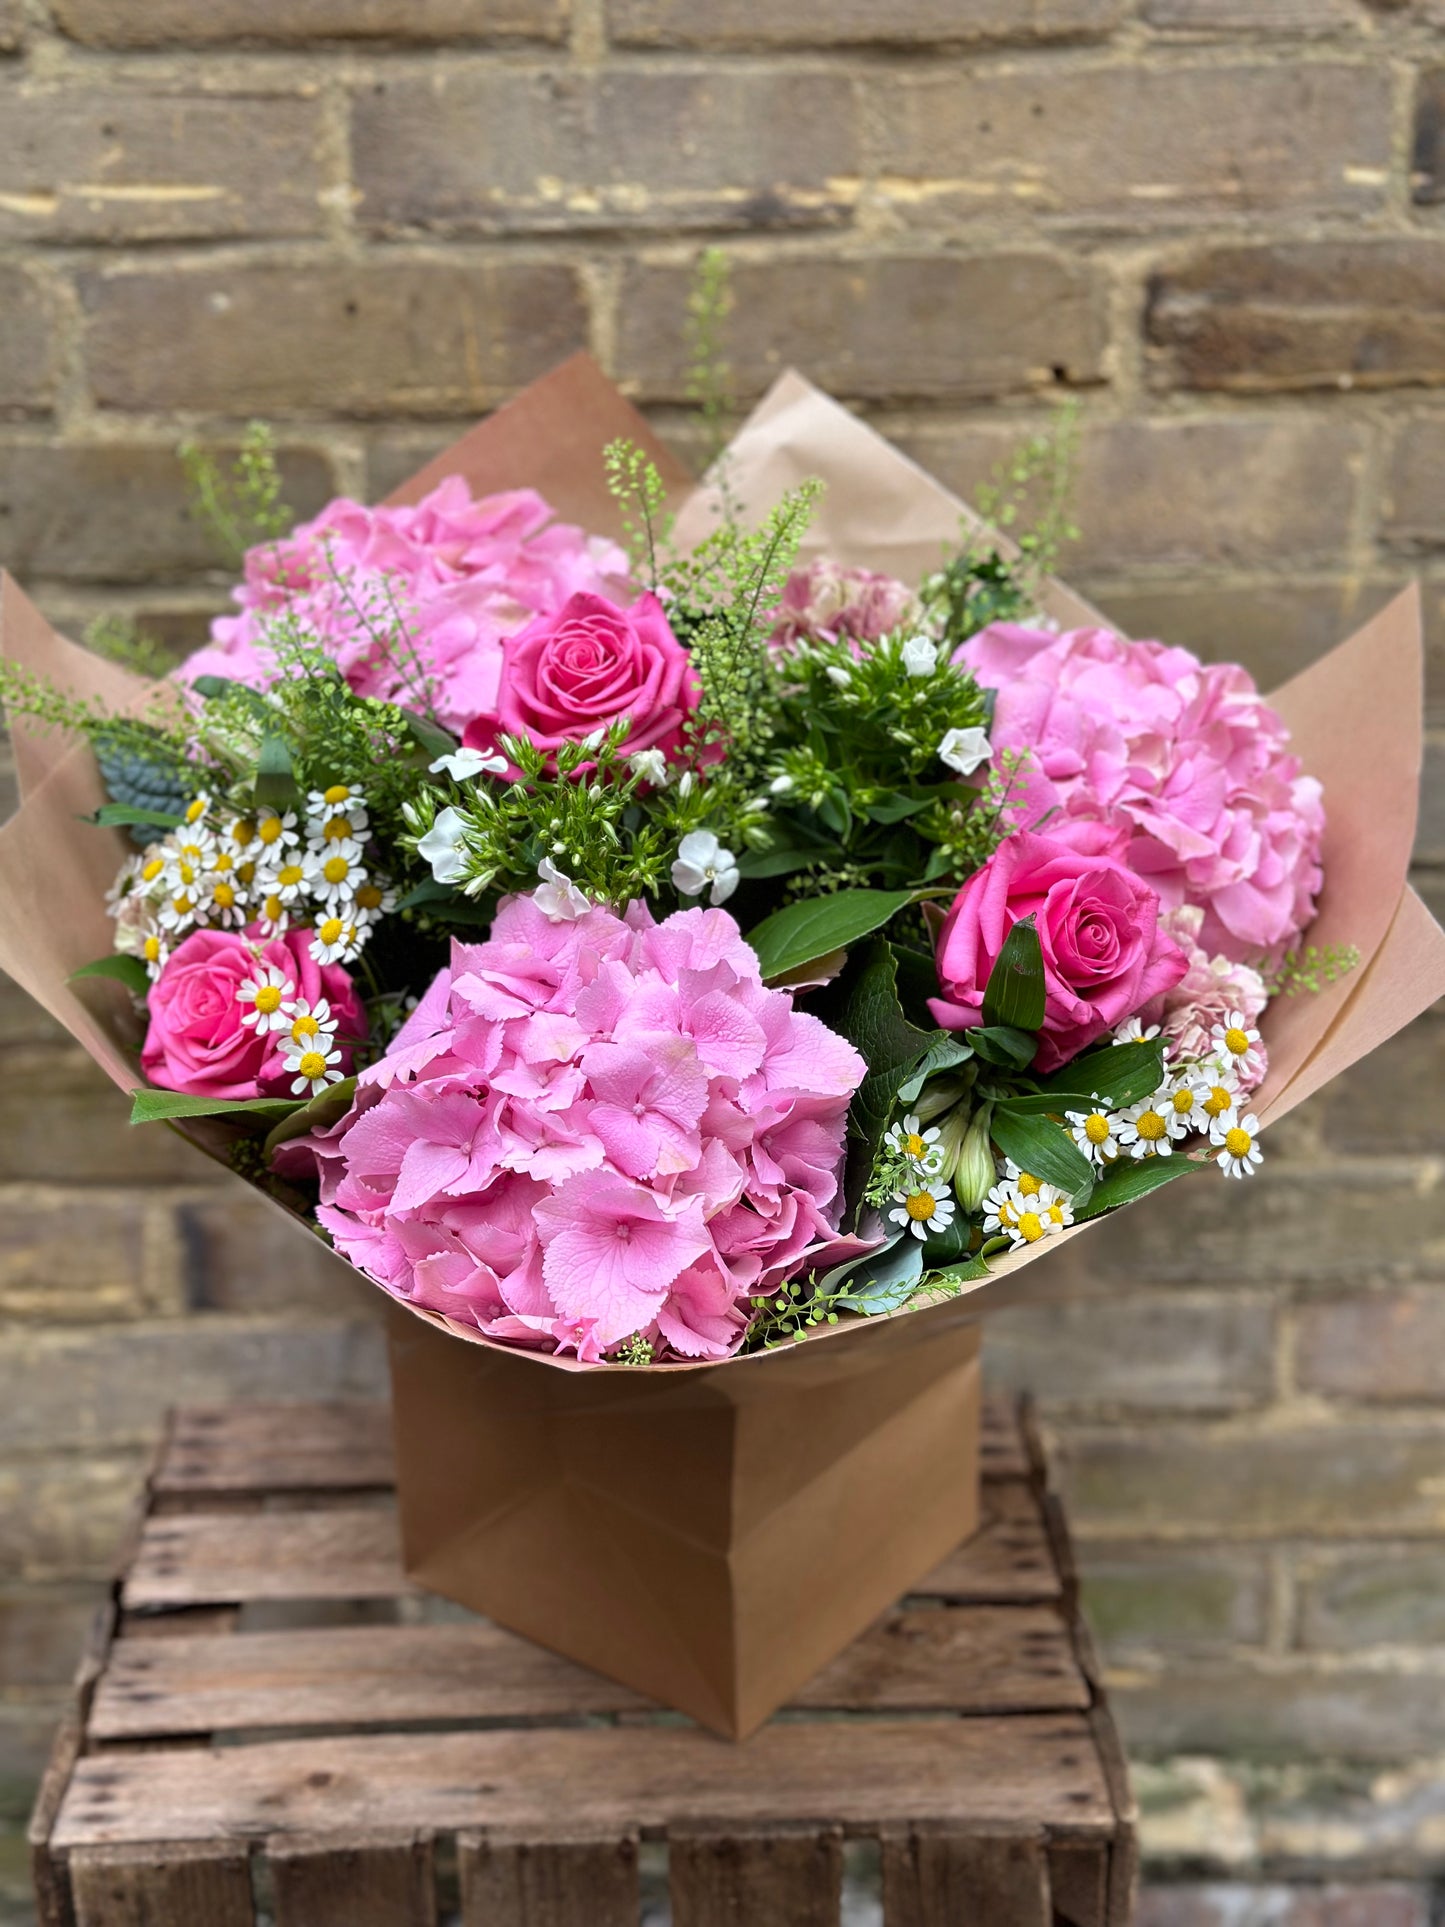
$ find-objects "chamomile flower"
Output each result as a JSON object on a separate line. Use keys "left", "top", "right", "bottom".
{"left": 157, "top": 888, "right": 200, "bottom": 934}
{"left": 1190, "top": 1069, "right": 1239, "bottom": 1124}
{"left": 1117, "top": 1090, "right": 1185, "bottom": 1158}
{"left": 888, "top": 1180, "right": 956, "bottom": 1241}
{"left": 982, "top": 1180, "right": 1021, "bottom": 1236}
{"left": 1207, "top": 1010, "right": 1265, "bottom": 1085}
{"left": 884, "top": 1113, "right": 944, "bottom": 1174}
{"left": 254, "top": 890, "right": 291, "bottom": 938}
{"left": 223, "top": 815, "right": 258, "bottom": 855}
{"left": 1163, "top": 1075, "right": 1206, "bottom": 1133}
{"left": 350, "top": 876, "right": 397, "bottom": 924}
{"left": 309, "top": 915, "right": 364, "bottom": 965}
{"left": 253, "top": 808, "right": 300, "bottom": 857}
{"left": 236, "top": 964, "right": 296, "bottom": 1033}
{"left": 105, "top": 854, "right": 144, "bottom": 912}
{"left": 308, "top": 789, "right": 370, "bottom": 846}
{"left": 998, "top": 1182, "right": 1071, "bottom": 1249}
{"left": 261, "top": 856, "right": 311, "bottom": 905}
{"left": 139, "top": 929, "right": 169, "bottom": 981}
{"left": 1065, "top": 1096, "right": 1123, "bottom": 1166}
{"left": 1211, "top": 1109, "right": 1263, "bottom": 1179}
{"left": 197, "top": 874, "right": 246, "bottom": 928}
{"left": 1003, "top": 1160, "right": 1045, "bottom": 1198}
{"left": 282, "top": 1040, "right": 345, "bottom": 1098}
{"left": 181, "top": 793, "right": 211, "bottom": 827}
{"left": 310, "top": 839, "right": 368, "bottom": 908}
{"left": 306, "top": 784, "right": 367, "bottom": 835}
{"left": 1112, "top": 1017, "right": 1162, "bottom": 1047}
{"left": 138, "top": 851, "right": 169, "bottom": 890}
{"left": 282, "top": 997, "right": 338, "bottom": 1052}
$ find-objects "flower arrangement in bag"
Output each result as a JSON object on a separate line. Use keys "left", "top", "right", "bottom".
{"left": 1, "top": 365, "right": 1357, "bottom": 1367}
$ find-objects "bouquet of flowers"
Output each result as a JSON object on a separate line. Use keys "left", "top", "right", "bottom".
{"left": 2, "top": 352, "right": 1440, "bottom": 1734}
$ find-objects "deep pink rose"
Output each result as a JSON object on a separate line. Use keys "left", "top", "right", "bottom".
{"left": 142, "top": 926, "right": 367, "bottom": 1100}
{"left": 463, "top": 590, "right": 697, "bottom": 770}
{"left": 929, "top": 821, "right": 1188, "bottom": 1073}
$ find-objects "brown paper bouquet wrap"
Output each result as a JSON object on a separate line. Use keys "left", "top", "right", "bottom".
{"left": 3, "top": 355, "right": 1443, "bottom": 1739}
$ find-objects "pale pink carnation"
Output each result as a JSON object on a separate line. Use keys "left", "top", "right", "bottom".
{"left": 1143, "top": 905, "right": 1269, "bottom": 1087}
{"left": 275, "top": 897, "right": 869, "bottom": 1364}
{"left": 175, "top": 479, "right": 627, "bottom": 736}
{"left": 771, "top": 559, "right": 922, "bottom": 653}
{"left": 955, "top": 623, "right": 1324, "bottom": 964}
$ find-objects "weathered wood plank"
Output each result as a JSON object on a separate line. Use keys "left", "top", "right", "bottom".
{"left": 156, "top": 1405, "right": 394, "bottom": 1497}
{"left": 53, "top": 1719, "right": 1114, "bottom": 1851}
{"left": 69, "top": 1840, "right": 254, "bottom": 1927}
{"left": 669, "top": 1826, "right": 842, "bottom": 1927}
{"left": 268, "top": 1832, "right": 434, "bottom": 1927}
{"left": 28, "top": 1707, "right": 82, "bottom": 1927}
{"left": 911, "top": 1480, "right": 1061, "bottom": 1603}
{"left": 981, "top": 1393, "right": 1030, "bottom": 1480}
{"left": 459, "top": 1828, "right": 639, "bottom": 1926}
{"left": 880, "top": 1828, "right": 1052, "bottom": 1927}
{"left": 122, "top": 1509, "right": 413, "bottom": 1611}
{"left": 1048, "top": 1842, "right": 1110, "bottom": 1927}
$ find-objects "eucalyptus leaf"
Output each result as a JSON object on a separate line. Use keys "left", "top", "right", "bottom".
{"left": 130, "top": 1089, "right": 301, "bottom": 1126}
{"left": 842, "top": 1234, "right": 925, "bottom": 1315}
{"left": 70, "top": 954, "right": 150, "bottom": 998}
{"left": 990, "top": 1107, "right": 1095, "bottom": 1204}
{"left": 981, "top": 914, "right": 1046, "bottom": 1031}
{"left": 746, "top": 887, "right": 915, "bottom": 982}
{"left": 1074, "top": 1152, "right": 1203, "bottom": 1220}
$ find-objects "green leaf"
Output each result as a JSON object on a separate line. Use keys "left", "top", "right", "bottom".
{"left": 842, "top": 1235, "right": 925, "bottom": 1316}
{"left": 808, "top": 1230, "right": 903, "bottom": 1297}
{"left": 862, "top": 790, "right": 933, "bottom": 826}
{"left": 925, "top": 1250, "right": 994, "bottom": 1290}
{"left": 967, "top": 1026, "right": 1038, "bottom": 1071}
{"left": 747, "top": 888, "right": 915, "bottom": 982}
{"left": 990, "top": 1107, "right": 1095, "bottom": 1204}
{"left": 1074, "top": 1152, "right": 1203, "bottom": 1220}
{"left": 981, "top": 915, "right": 1046, "bottom": 1031}
{"left": 70, "top": 954, "right": 149, "bottom": 998}
{"left": 895, "top": 1035, "right": 975, "bottom": 1107}
{"left": 130, "top": 1089, "right": 301, "bottom": 1126}
{"left": 254, "top": 733, "right": 299, "bottom": 813}
{"left": 400, "top": 707, "right": 459, "bottom": 762}
{"left": 88, "top": 803, "right": 184, "bottom": 833}
{"left": 1037, "top": 1039, "right": 1166, "bottom": 1111}
{"left": 262, "top": 1076, "right": 358, "bottom": 1159}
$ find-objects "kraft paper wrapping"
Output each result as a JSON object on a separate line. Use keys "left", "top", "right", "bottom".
{"left": 4, "top": 352, "right": 1443, "bottom": 1734}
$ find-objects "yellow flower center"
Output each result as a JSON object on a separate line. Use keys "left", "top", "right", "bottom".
{"left": 1016, "top": 1171, "right": 1040, "bottom": 1197}
{"left": 212, "top": 882, "right": 236, "bottom": 909}
{"left": 263, "top": 895, "right": 284, "bottom": 922}
{"left": 322, "top": 855, "right": 351, "bottom": 885}
{"left": 904, "top": 1132, "right": 926, "bottom": 1159}
{"left": 291, "top": 1014, "right": 320, "bottom": 1042}
{"left": 1224, "top": 1126, "right": 1252, "bottom": 1158}
{"left": 142, "top": 857, "right": 165, "bottom": 883}
{"left": 1084, "top": 1114, "right": 1110, "bottom": 1145}
{"left": 904, "top": 1191, "right": 936, "bottom": 1222}
{"left": 230, "top": 821, "right": 255, "bottom": 849}
{"left": 1171, "top": 1088, "right": 1195, "bottom": 1115}
{"left": 1202, "top": 1084, "right": 1232, "bottom": 1118}
{"left": 213, "top": 850, "right": 235, "bottom": 875}
{"left": 323, "top": 814, "right": 353, "bottom": 842}
{"left": 297, "top": 1050, "right": 328, "bottom": 1080}
{"left": 1136, "top": 1110, "right": 1167, "bottom": 1142}
{"left": 143, "top": 935, "right": 161, "bottom": 962}
{"left": 277, "top": 862, "right": 305, "bottom": 888}
{"left": 253, "top": 985, "right": 283, "bottom": 1014}
{"left": 185, "top": 798, "right": 207, "bottom": 824}
{"left": 323, "top": 784, "right": 351, "bottom": 805}
{"left": 1046, "top": 1201, "right": 1067, "bottom": 1225}
{"left": 318, "top": 917, "right": 344, "bottom": 945}
{"left": 237, "top": 860, "right": 256, "bottom": 885}
{"left": 172, "top": 893, "right": 194, "bottom": 915}
{"left": 257, "top": 816, "right": 284, "bottom": 845}
{"left": 177, "top": 860, "right": 197, "bottom": 886}
{"left": 1017, "top": 1210, "right": 1045, "bottom": 1243}
{"left": 354, "top": 883, "right": 383, "bottom": 912}
{"left": 1224, "top": 1026, "right": 1250, "bottom": 1056}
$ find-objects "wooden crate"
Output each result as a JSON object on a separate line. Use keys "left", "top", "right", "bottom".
{"left": 30, "top": 1395, "right": 1136, "bottom": 1926}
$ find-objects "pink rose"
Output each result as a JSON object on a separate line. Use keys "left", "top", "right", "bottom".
{"left": 463, "top": 589, "right": 697, "bottom": 771}
{"left": 142, "top": 926, "right": 367, "bottom": 1100}
{"left": 771, "top": 559, "right": 921, "bottom": 653}
{"left": 929, "top": 821, "right": 1188, "bottom": 1073}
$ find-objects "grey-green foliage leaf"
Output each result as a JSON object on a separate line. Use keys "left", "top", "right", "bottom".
{"left": 842, "top": 1234, "right": 925, "bottom": 1315}
{"left": 746, "top": 887, "right": 915, "bottom": 981}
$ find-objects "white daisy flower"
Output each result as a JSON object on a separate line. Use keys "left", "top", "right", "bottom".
{"left": 282, "top": 1041, "right": 345, "bottom": 1098}
{"left": 282, "top": 997, "right": 338, "bottom": 1052}
{"left": 196, "top": 873, "right": 247, "bottom": 928}
{"left": 888, "top": 1180, "right": 957, "bottom": 1241}
{"left": 157, "top": 888, "right": 201, "bottom": 934}
{"left": 1162, "top": 1073, "right": 1207, "bottom": 1135}
{"left": 1207, "top": 1009, "right": 1265, "bottom": 1085}
{"left": 900, "top": 635, "right": 938, "bottom": 677}
{"left": 222, "top": 815, "right": 259, "bottom": 856}
{"left": 1190, "top": 1068, "right": 1240, "bottom": 1126}
{"left": 309, "top": 915, "right": 365, "bottom": 966}
{"left": 937, "top": 725, "right": 992, "bottom": 777}
{"left": 429, "top": 747, "right": 509, "bottom": 783}
{"left": 534, "top": 856, "right": 591, "bottom": 923}
{"left": 998, "top": 1182, "right": 1071, "bottom": 1250}
{"left": 1211, "top": 1109, "right": 1263, "bottom": 1179}
{"left": 161, "top": 832, "right": 218, "bottom": 892}
{"left": 308, "top": 793, "right": 370, "bottom": 846}
{"left": 1113, "top": 1017, "right": 1162, "bottom": 1047}
{"left": 1065, "top": 1095, "right": 1124, "bottom": 1165}
{"left": 181, "top": 793, "right": 212, "bottom": 828}
{"left": 1117, "top": 1090, "right": 1185, "bottom": 1158}
{"left": 253, "top": 889, "right": 291, "bottom": 939}
{"left": 309, "top": 839, "right": 368, "bottom": 907}
{"left": 1003, "top": 1159, "right": 1047, "bottom": 1200}
{"left": 136, "top": 849, "right": 170, "bottom": 893}
{"left": 417, "top": 806, "right": 470, "bottom": 886}
{"left": 982, "top": 1180, "right": 1021, "bottom": 1236}
{"left": 350, "top": 875, "right": 397, "bottom": 925}
{"left": 260, "top": 855, "right": 312, "bottom": 905}
{"left": 306, "top": 783, "right": 365, "bottom": 819}
{"left": 236, "top": 964, "right": 296, "bottom": 1033}
{"left": 671, "top": 830, "right": 740, "bottom": 907}
{"left": 627, "top": 748, "right": 670, "bottom": 787}
{"left": 139, "top": 929, "right": 170, "bottom": 982}
{"left": 885, "top": 1113, "right": 945, "bottom": 1173}
{"left": 105, "top": 854, "right": 144, "bottom": 912}
{"left": 253, "top": 808, "right": 300, "bottom": 859}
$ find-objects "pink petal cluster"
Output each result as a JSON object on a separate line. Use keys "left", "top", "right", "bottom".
{"left": 275, "top": 896, "right": 868, "bottom": 1363}
{"left": 771, "top": 559, "right": 922, "bottom": 653}
{"left": 175, "top": 480, "right": 628, "bottom": 736}
{"left": 1144, "top": 905, "right": 1270, "bottom": 1086}
{"left": 956, "top": 623, "right": 1325, "bottom": 963}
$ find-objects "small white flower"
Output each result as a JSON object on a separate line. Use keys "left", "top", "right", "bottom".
{"left": 672, "top": 830, "right": 740, "bottom": 907}
{"left": 677, "top": 770, "right": 696, "bottom": 800}
{"left": 888, "top": 1180, "right": 957, "bottom": 1241}
{"left": 105, "top": 855, "right": 144, "bottom": 913}
{"left": 309, "top": 915, "right": 364, "bottom": 966}
{"left": 825, "top": 665, "right": 852, "bottom": 689}
{"left": 281, "top": 1040, "right": 345, "bottom": 1098}
{"left": 282, "top": 997, "right": 338, "bottom": 1051}
{"left": 901, "top": 634, "right": 939, "bottom": 677}
{"left": 1211, "top": 1108, "right": 1263, "bottom": 1179}
{"left": 429, "top": 747, "right": 509, "bottom": 783}
{"left": 350, "top": 875, "right": 398, "bottom": 925}
{"left": 937, "top": 726, "right": 992, "bottom": 777}
{"left": 534, "top": 856, "right": 591, "bottom": 923}
{"left": 253, "top": 890, "right": 290, "bottom": 938}
{"left": 1162, "top": 1073, "right": 1207, "bottom": 1135}
{"left": 237, "top": 964, "right": 296, "bottom": 1033}
{"left": 157, "top": 888, "right": 201, "bottom": 934}
{"left": 252, "top": 808, "right": 300, "bottom": 858}
{"left": 306, "top": 784, "right": 364, "bottom": 818}
{"left": 1113, "top": 1017, "right": 1162, "bottom": 1047}
{"left": 1207, "top": 1009, "right": 1266, "bottom": 1085}
{"left": 181, "top": 793, "right": 212, "bottom": 828}
{"left": 884, "top": 1113, "right": 944, "bottom": 1173}
{"left": 196, "top": 872, "right": 247, "bottom": 929}
{"left": 627, "top": 748, "right": 670, "bottom": 787}
{"left": 982, "top": 1179, "right": 1021, "bottom": 1236}
{"left": 308, "top": 799, "right": 369, "bottom": 847}
{"left": 310, "top": 839, "right": 367, "bottom": 907}
{"left": 260, "top": 855, "right": 311, "bottom": 905}
{"left": 416, "top": 806, "right": 470, "bottom": 886}
{"left": 139, "top": 930, "right": 170, "bottom": 982}
{"left": 995, "top": 1181, "right": 1072, "bottom": 1250}
{"left": 1117, "top": 1090, "right": 1185, "bottom": 1159}
{"left": 1065, "top": 1095, "right": 1124, "bottom": 1166}
{"left": 1190, "top": 1067, "right": 1240, "bottom": 1127}
{"left": 769, "top": 773, "right": 794, "bottom": 795}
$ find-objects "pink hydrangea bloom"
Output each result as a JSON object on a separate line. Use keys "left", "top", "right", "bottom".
{"left": 276, "top": 896, "right": 868, "bottom": 1363}
{"left": 771, "top": 559, "right": 922, "bottom": 653}
{"left": 1143, "top": 905, "right": 1269, "bottom": 1087}
{"left": 956, "top": 623, "right": 1325, "bottom": 964}
{"left": 175, "top": 479, "right": 627, "bottom": 736}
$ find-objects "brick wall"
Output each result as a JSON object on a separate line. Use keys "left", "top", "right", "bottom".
{"left": 1, "top": 0, "right": 1444, "bottom": 1912}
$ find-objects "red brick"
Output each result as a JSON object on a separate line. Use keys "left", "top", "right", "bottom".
{"left": 614, "top": 254, "right": 1106, "bottom": 405}
{"left": 1320, "top": 1021, "right": 1445, "bottom": 1160}
{"left": 1380, "top": 416, "right": 1445, "bottom": 549}
{"left": 1147, "top": 240, "right": 1445, "bottom": 392}
{"left": 0, "top": 87, "right": 325, "bottom": 243}
{"left": 1297, "top": 1546, "right": 1445, "bottom": 1649}
{"left": 79, "top": 260, "right": 589, "bottom": 418}
{"left": 365, "top": 427, "right": 472, "bottom": 501}
{"left": 53, "top": 0, "right": 567, "bottom": 46}
{"left": 353, "top": 68, "right": 860, "bottom": 235}
{"left": 0, "top": 266, "right": 57, "bottom": 419}
{"left": 1296, "top": 1291, "right": 1445, "bottom": 1402}
{"left": 0, "top": 439, "right": 335, "bottom": 582}
{"left": 608, "top": 0, "right": 1123, "bottom": 45}
{"left": 874, "top": 63, "right": 1390, "bottom": 227}
{"left": 896, "top": 414, "right": 1366, "bottom": 569}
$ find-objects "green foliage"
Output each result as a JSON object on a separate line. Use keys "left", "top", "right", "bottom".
{"left": 83, "top": 613, "right": 174, "bottom": 681}
{"left": 130, "top": 1088, "right": 300, "bottom": 1125}
{"left": 1262, "top": 942, "right": 1360, "bottom": 997}
{"left": 603, "top": 439, "right": 672, "bottom": 590}
{"left": 746, "top": 887, "right": 915, "bottom": 981}
{"left": 1073, "top": 1152, "right": 1203, "bottom": 1219}
{"left": 685, "top": 246, "right": 736, "bottom": 480}
{"left": 71, "top": 954, "right": 150, "bottom": 997}
{"left": 180, "top": 422, "right": 293, "bottom": 569}
{"left": 980, "top": 914, "right": 1045, "bottom": 1031}
{"left": 989, "top": 1107, "right": 1095, "bottom": 1206}
{"left": 614, "top": 1333, "right": 657, "bottom": 1366}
